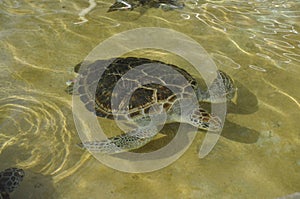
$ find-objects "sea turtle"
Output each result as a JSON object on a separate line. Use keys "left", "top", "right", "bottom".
{"left": 0, "top": 168, "right": 24, "bottom": 199}
{"left": 108, "top": 0, "right": 184, "bottom": 12}
{"left": 67, "top": 57, "right": 236, "bottom": 154}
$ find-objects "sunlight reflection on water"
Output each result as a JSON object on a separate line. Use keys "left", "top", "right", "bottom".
{"left": 0, "top": 0, "right": 299, "bottom": 198}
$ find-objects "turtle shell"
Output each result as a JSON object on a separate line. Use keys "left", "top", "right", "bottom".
{"left": 0, "top": 168, "right": 24, "bottom": 195}
{"left": 75, "top": 57, "right": 198, "bottom": 119}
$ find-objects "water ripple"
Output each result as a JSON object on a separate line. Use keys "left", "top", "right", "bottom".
{"left": 282, "top": 53, "right": 300, "bottom": 63}
{"left": 257, "top": 19, "right": 298, "bottom": 34}
{"left": 0, "top": 89, "right": 82, "bottom": 177}
{"left": 0, "top": 0, "right": 21, "bottom": 9}
{"left": 211, "top": 53, "right": 241, "bottom": 69}
{"left": 264, "top": 38, "right": 295, "bottom": 49}
{"left": 194, "top": 12, "right": 227, "bottom": 32}
{"left": 249, "top": 64, "right": 267, "bottom": 72}
{"left": 180, "top": 0, "right": 299, "bottom": 72}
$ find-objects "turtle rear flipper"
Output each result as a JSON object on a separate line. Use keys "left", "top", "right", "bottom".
{"left": 108, "top": 0, "right": 135, "bottom": 12}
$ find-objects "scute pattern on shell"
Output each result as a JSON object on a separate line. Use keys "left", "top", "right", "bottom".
{"left": 76, "top": 57, "right": 198, "bottom": 119}
{"left": 0, "top": 168, "right": 24, "bottom": 198}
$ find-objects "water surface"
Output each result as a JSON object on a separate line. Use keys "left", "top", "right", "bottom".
{"left": 0, "top": 0, "right": 299, "bottom": 198}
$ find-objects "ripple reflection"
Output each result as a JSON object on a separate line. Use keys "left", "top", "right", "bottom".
{"left": 0, "top": 89, "right": 86, "bottom": 180}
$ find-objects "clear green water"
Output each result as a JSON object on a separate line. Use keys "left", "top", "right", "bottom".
{"left": 0, "top": 0, "right": 299, "bottom": 198}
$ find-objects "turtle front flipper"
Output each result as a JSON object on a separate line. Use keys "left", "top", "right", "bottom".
{"left": 185, "top": 108, "right": 222, "bottom": 132}
{"left": 82, "top": 126, "right": 159, "bottom": 153}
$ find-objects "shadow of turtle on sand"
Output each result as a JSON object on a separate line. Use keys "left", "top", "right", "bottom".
{"left": 227, "top": 81, "right": 259, "bottom": 115}
{"left": 128, "top": 79, "right": 260, "bottom": 155}
{"left": 221, "top": 80, "right": 260, "bottom": 143}
{"left": 13, "top": 170, "right": 57, "bottom": 199}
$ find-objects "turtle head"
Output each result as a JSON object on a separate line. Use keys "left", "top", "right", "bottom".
{"left": 197, "top": 70, "right": 237, "bottom": 103}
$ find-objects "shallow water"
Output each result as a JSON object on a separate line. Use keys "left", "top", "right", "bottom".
{"left": 0, "top": 0, "right": 299, "bottom": 198}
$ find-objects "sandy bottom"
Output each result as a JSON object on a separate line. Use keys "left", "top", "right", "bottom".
{"left": 0, "top": 0, "right": 299, "bottom": 198}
